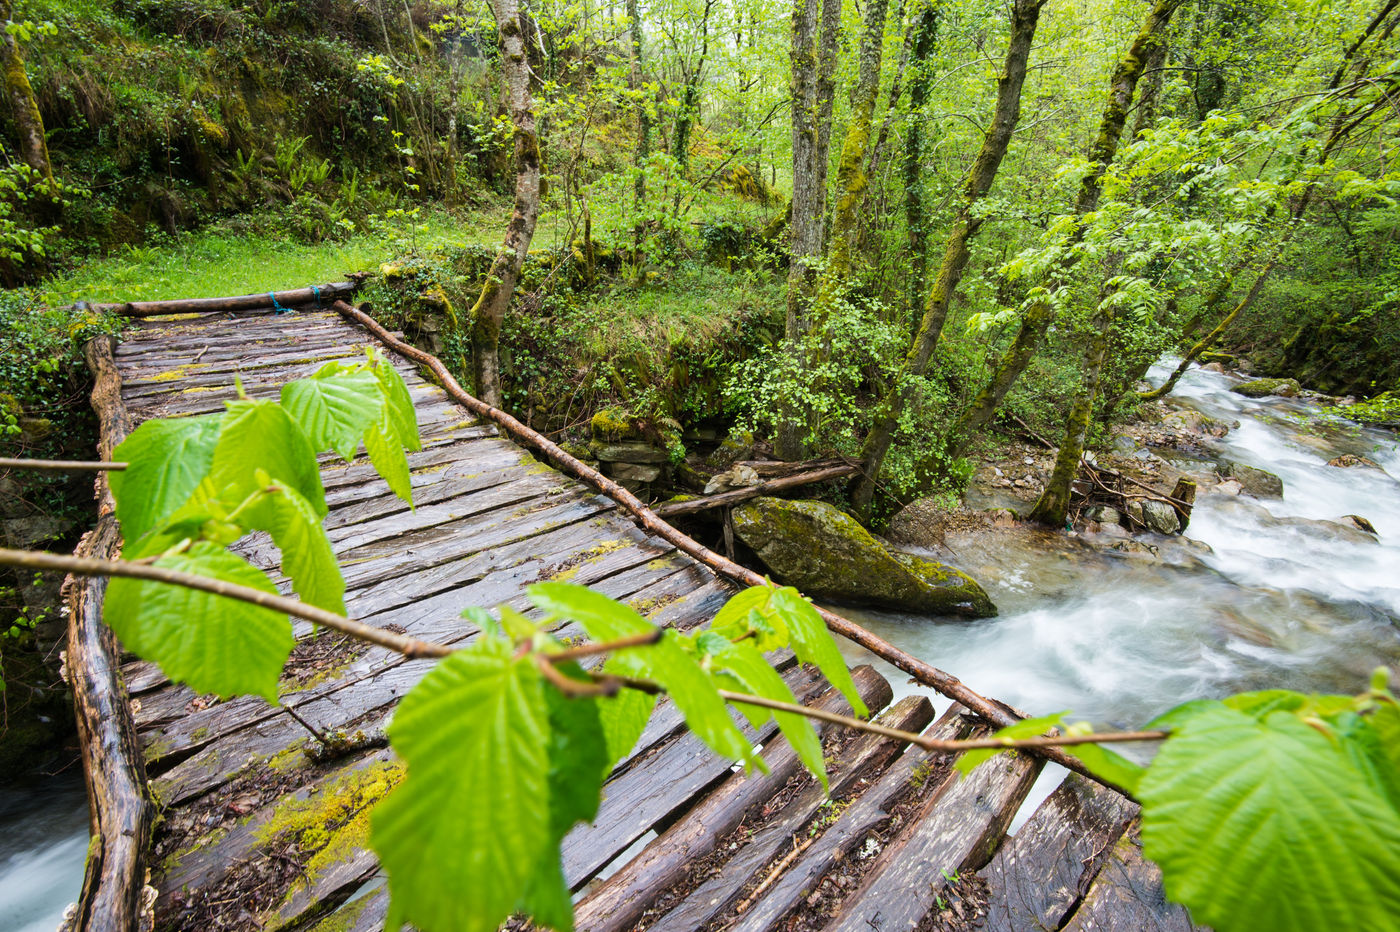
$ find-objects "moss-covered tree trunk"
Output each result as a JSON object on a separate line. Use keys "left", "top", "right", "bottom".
{"left": 470, "top": 0, "right": 541, "bottom": 408}
{"left": 848, "top": 0, "right": 1046, "bottom": 517}
{"left": 0, "top": 0, "right": 55, "bottom": 191}
{"left": 671, "top": 0, "right": 715, "bottom": 172}
{"left": 779, "top": 0, "right": 842, "bottom": 459}
{"left": 900, "top": 0, "right": 941, "bottom": 323}
{"left": 949, "top": 0, "right": 1182, "bottom": 460}
{"left": 627, "top": 0, "right": 650, "bottom": 207}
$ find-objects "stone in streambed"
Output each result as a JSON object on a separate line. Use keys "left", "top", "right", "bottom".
{"left": 731, "top": 497, "right": 996, "bottom": 618}
{"left": 1216, "top": 461, "right": 1284, "bottom": 498}
{"left": 1230, "top": 377, "right": 1301, "bottom": 398}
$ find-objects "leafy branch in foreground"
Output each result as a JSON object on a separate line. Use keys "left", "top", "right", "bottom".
{"left": 11, "top": 358, "right": 1397, "bottom": 932}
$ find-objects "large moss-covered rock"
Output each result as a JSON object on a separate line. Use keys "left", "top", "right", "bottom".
{"left": 1218, "top": 461, "right": 1284, "bottom": 498}
{"left": 1231, "top": 377, "right": 1301, "bottom": 398}
{"left": 731, "top": 498, "right": 996, "bottom": 618}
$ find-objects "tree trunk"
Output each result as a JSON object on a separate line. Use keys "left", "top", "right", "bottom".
{"left": 849, "top": 0, "right": 1046, "bottom": 517}
{"left": 779, "top": 0, "right": 843, "bottom": 459}
{"left": 672, "top": 0, "right": 715, "bottom": 172}
{"left": 0, "top": 0, "right": 55, "bottom": 191}
{"left": 949, "top": 0, "right": 1183, "bottom": 458}
{"left": 470, "top": 0, "right": 541, "bottom": 408}
{"left": 627, "top": 0, "right": 650, "bottom": 206}
{"left": 900, "top": 1, "right": 941, "bottom": 323}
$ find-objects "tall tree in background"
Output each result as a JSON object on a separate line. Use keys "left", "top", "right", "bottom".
{"left": 779, "top": 0, "right": 842, "bottom": 459}
{"left": 952, "top": 0, "right": 1184, "bottom": 461}
{"left": 0, "top": 0, "right": 55, "bottom": 191}
{"left": 849, "top": 0, "right": 1048, "bottom": 516}
{"left": 471, "top": 0, "right": 542, "bottom": 407}
{"left": 1025, "top": 0, "right": 1192, "bottom": 527}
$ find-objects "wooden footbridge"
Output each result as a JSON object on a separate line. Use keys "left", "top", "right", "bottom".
{"left": 62, "top": 286, "right": 1204, "bottom": 931}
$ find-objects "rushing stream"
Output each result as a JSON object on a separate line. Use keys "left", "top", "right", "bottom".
{"left": 842, "top": 362, "right": 1400, "bottom": 780}
{"left": 3, "top": 362, "right": 1398, "bottom": 920}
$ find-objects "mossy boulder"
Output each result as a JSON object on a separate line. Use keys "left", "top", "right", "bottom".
{"left": 731, "top": 498, "right": 996, "bottom": 618}
{"left": 591, "top": 406, "right": 644, "bottom": 442}
{"left": 1217, "top": 461, "right": 1284, "bottom": 498}
{"left": 1231, "top": 377, "right": 1301, "bottom": 398}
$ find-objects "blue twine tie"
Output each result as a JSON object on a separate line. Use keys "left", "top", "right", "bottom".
{"left": 270, "top": 292, "right": 292, "bottom": 315}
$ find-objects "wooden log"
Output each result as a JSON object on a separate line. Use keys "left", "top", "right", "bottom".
{"left": 823, "top": 739, "right": 1044, "bottom": 932}
{"left": 723, "top": 705, "right": 981, "bottom": 932}
{"left": 1060, "top": 823, "right": 1205, "bottom": 931}
{"left": 67, "top": 335, "right": 155, "bottom": 932}
{"left": 980, "top": 773, "right": 1138, "bottom": 932}
{"left": 1170, "top": 476, "right": 1197, "bottom": 529}
{"left": 333, "top": 300, "right": 1106, "bottom": 786}
{"left": 601, "top": 694, "right": 934, "bottom": 932}
{"left": 654, "top": 462, "right": 861, "bottom": 518}
{"left": 85, "top": 281, "right": 356, "bottom": 317}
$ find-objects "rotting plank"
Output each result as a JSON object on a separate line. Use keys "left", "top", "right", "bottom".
{"left": 822, "top": 742, "right": 1043, "bottom": 932}
{"left": 980, "top": 772, "right": 1138, "bottom": 932}
{"left": 722, "top": 706, "right": 982, "bottom": 932}
{"left": 583, "top": 693, "right": 934, "bottom": 932}
{"left": 561, "top": 664, "right": 884, "bottom": 890}
{"left": 1059, "top": 824, "right": 1206, "bottom": 932}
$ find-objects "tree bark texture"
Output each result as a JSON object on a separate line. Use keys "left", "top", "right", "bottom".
{"left": 950, "top": 0, "right": 1183, "bottom": 457}
{"left": 0, "top": 0, "right": 56, "bottom": 189}
{"left": 627, "top": 0, "right": 650, "bottom": 206}
{"left": 900, "top": 0, "right": 941, "bottom": 322}
{"left": 471, "top": 0, "right": 541, "bottom": 408}
{"left": 849, "top": 0, "right": 1046, "bottom": 516}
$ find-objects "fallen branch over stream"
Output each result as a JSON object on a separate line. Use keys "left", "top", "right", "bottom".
{"left": 656, "top": 462, "right": 860, "bottom": 517}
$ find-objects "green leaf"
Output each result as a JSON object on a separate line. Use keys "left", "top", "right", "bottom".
{"left": 710, "top": 639, "right": 827, "bottom": 790}
{"left": 597, "top": 684, "right": 657, "bottom": 769}
{"left": 280, "top": 369, "right": 383, "bottom": 461}
{"left": 1062, "top": 740, "right": 1146, "bottom": 796}
{"left": 769, "top": 588, "right": 868, "bottom": 719}
{"left": 710, "top": 585, "right": 787, "bottom": 650}
{"left": 365, "top": 419, "right": 413, "bottom": 506}
{"left": 109, "top": 414, "right": 222, "bottom": 543}
{"left": 373, "top": 356, "right": 421, "bottom": 450}
{"left": 541, "top": 679, "right": 607, "bottom": 834}
{"left": 529, "top": 583, "right": 759, "bottom": 769}
{"left": 104, "top": 542, "right": 292, "bottom": 701}
{"left": 243, "top": 479, "right": 345, "bottom": 616}
{"left": 1138, "top": 702, "right": 1400, "bottom": 932}
{"left": 211, "top": 399, "right": 326, "bottom": 517}
{"left": 955, "top": 712, "right": 1065, "bottom": 778}
{"left": 375, "top": 637, "right": 553, "bottom": 932}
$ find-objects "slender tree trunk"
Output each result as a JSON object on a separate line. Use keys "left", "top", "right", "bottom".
{"left": 470, "top": 0, "right": 541, "bottom": 408}
{"left": 0, "top": 0, "right": 55, "bottom": 191}
{"left": 672, "top": 0, "right": 714, "bottom": 172}
{"left": 949, "top": 0, "right": 1183, "bottom": 459}
{"left": 627, "top": 0, "right": 650, "bottom": 251}
{"left": 779, "top": 0, "right": 842, "bottom": 459}
{"left": 849, "top": 0, "right": 1046, "bottom": 516}
{"left": 900, "top": 1, "right": 940, "bottom": 323}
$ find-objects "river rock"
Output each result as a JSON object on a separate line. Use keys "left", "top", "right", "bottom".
{"left": 591, "top": 440, "right": 669, "bottom": 463}
{"left": 1327, "top": 453, "right": 1383, "bottom": 470}
{"left": 1345, "top": 514, "right": 1378, "bottom": 535}
{"left": 1141, "top": 499, "right": 1182, "bottom": 534}
{"left": 1217, "top": 461, "right": 1284, "bottom": 498}
{"left": 1083, "top": 505, "right": 1122, "bottom": 526}
{"left": 1231, "top": 377, "right": 1302, "bottom": 398}
{"left": 731, "top": 498, "right": 996, "bottom": 617}
{"left": 706, "top": 431, "right": 755, "bottom": 470}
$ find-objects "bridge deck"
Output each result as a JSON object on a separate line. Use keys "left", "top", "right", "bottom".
{"left": 100, "top": 302, "right": 1200, "bottom": 932}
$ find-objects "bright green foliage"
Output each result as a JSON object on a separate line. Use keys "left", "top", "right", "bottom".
{"left": 109, "top": 415, "right": 223, "bottom": 543}
{"left": 710, "top": 584, "right": 868, "bottom": 719}
{"left": 280, "top": 366, "right": 383, "bottom": 461}
{"left": 105, "top": 543, "right": 292, "bottom": 701}
{"left": 529, "top": 581, "right": 761, "bottom": 770}
{"left": 374, "top": 636, "right": 571, "bottom": 932}
{"left": 1138, "top": 687, "right": 1400, "bottom": 932}
{"left": 103, "top": 354, "right": 417, "bottom": 696}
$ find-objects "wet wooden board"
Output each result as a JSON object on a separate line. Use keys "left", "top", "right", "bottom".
{"left": 980, "top": 772, "right": 1138, "bottom": 932}
{"left": 1060, "top": 825, "right": 1207, "bottom": 931}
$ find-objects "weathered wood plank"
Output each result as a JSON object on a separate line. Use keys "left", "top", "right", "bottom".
{"left": 1059, "top": 824, "right": 1206, "bottom": 932}
{"left": 560, "top": 664, "right": 882, "bottom": 890}
{"left": 822, "top": 744, "right": 1044, "bottom": 932}
{"left": 722, "top": 706, "right": 981, "bottom": 932}
{"left": 585, "top": 694, "right": 934, "bottom": 932}
{"left": 980, "top": 773, "right": 1138, "bottom": 932}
